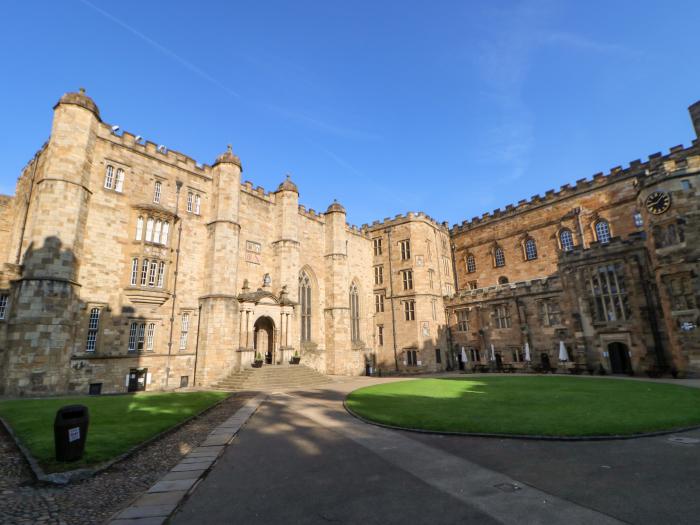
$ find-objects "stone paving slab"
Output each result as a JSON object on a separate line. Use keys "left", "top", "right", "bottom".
{"left": 170, "top": 461, "right": 213, "bottom": 472}
{"left": 107, "top": 393, "right": 266, "bottom": 524}
{"left": 161, "top": 469, "right": 206, "bottom": 481}
{"left": 111, "top": 518, "right": 166, "bottom": 525}
{"left": 132, "top": 491, "right": 188, "bottom": 506}
{"left": 115, "top": 504, "right": 177, "bottom": 519}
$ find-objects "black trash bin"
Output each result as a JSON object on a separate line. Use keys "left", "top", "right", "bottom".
{"left": 54, "top": 405, "right": 89, "bottom": 462}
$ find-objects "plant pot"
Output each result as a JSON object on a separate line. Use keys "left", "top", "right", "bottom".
{"left": 252, "top": 361, "right": 263, "bottom": 368}
{"left": 289, "top": 357, "right": 301, "bottom": 365}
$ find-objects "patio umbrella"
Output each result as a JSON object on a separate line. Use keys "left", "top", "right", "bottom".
{"left": 558, "top": 341, "right": 568, "bottom": 362}
{"left": 490, "top": 343, "right": 496, "bottom": 361}
{"left": 524, "top": 342, "right": 531, "bottom": 362}
{"left": 461, "top": 347, "right": 468, "bottom": 363}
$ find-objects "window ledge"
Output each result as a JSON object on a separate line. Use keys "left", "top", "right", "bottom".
{"left": 125, "top": 287, "right": 171, "bottom": 306}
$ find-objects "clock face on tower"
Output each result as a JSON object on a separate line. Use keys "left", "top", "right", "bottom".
{"left": 645, "top": 191, "right": 671, "bottom": 215}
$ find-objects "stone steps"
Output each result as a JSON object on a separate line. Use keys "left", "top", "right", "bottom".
{"left": 212, "top": 365, "right": 331, "bottom": 392}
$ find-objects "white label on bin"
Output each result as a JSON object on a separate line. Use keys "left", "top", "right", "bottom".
{"left": 68, "top": 427, "right": 80, "bottom": 442}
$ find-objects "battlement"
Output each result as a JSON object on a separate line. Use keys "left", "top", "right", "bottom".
{"left": 450, "top": 275, "right": 561, "bottom": 303}
{"left": 99, "top": 124, "right": 213, "bottom": 178}
{"left": 361, "top": 210, "right": 449, "bottom": 233}
{"left": 241, "top": 180, "right": 275, "bottom": 203}
{"left": 450, "top": 143, "right": 700, "bottom": 235}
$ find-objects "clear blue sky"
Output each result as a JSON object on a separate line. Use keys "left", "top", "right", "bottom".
{"left": 1, "top": 1, "right": 699, "bottom": 227}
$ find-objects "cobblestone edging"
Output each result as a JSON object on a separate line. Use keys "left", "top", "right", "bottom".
{"left": 108, "top": 393, "right": 266, "bottom": 525}
{"left": 343, "top": 400, "right": 700, "bottom": 442}
{"left": 0, "top": 394, "right": 235, "bottom": 485}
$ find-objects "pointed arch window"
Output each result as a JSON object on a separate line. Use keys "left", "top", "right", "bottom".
{"left": 115, "top": 168, "right": 124, "bottom": 192}
{"left": 145, "top": 218, "right": 154, "bottom": 242}
{"left": 595, "top": 220, "right": 611, "bottom": 244}
{"left": 299, "top": 271, "right": 312, "bottom": 342}
{"left": 466, "top": 254, "right": 476, "bottom": 273}
{"left": 524, "top": 238, "right": 538, "bottom": 260}
{"left": 559, "top": 229, "right": 574, "bottom": 252}
{"left": 494, "top": 247, "right": 505, "bottom": 267}
{"left": 350, "top": 282, "right": 360, "bottom": 342}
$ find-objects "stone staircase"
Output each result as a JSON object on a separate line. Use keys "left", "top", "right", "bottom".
{"left": 212, "top": 364, "right": 332, "bottom": 392}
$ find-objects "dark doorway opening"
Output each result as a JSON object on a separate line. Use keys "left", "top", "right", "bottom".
{"left": 128, "top": 368, "right": 147, "bottom": 392}
{"left": 608, "top": 342, "right": 631, "bottom": 374}
{"left": 254, "top": 316, "right": 275, "bottom": 365}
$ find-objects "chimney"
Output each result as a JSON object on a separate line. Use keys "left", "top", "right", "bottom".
{"left": 689, "top": 100, "right": 700, "bottom": 139}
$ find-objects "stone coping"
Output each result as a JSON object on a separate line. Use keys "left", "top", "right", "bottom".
{"left": 108, "top": 393, "right": 266, "bottom": 525}
{"left": 0, "top": 392, "right": 234, "bottom": 485}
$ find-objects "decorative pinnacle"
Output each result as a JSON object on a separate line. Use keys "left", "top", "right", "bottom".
{"left": 227, "top": 144, "right": 232, "bottom": 153}
{"left": 79, "top": 87, "right": 86, "bottom": 94}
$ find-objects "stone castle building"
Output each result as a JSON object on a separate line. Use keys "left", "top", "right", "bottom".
{"left": 0, "top": 90, "right": 698, "bottom": 395}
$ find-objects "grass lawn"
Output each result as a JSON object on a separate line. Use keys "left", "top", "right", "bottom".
{"left": 346, "top": 377, "right": 700, "bottom": 437}
{"left": 0, "top": 391, "right": 229, "bottom": 472}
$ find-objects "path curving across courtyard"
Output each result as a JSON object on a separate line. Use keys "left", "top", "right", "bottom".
{"left": 169, "top": 375, "right": 700, "bottom": 524}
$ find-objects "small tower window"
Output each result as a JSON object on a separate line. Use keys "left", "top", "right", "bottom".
{"left": 595, "top": 220, "right": 611, "bottom": 244}
{"left": 350, "top": 282, "right": 360, "bottom": 341}
{"left": 85, "top": 307, "right": 101, "bottom": 352}
{"left": 494, "top": 247, "right": 505, "bottom": 267}
{"left": 466, "top": 254, "right": 476, "bottom": 273}
{"left": 115, "top": 168, "right": 124, "bottom": 192}
{"left": 524, "top": 238, "right": 537, "bottom": 260}
{"left": 153, "top": 181, "right": 162, "bottom": 203}
{"left": 104, "top": 165, "right": 114, "bottom": 189}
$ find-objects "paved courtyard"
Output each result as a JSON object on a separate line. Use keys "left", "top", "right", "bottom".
{"left": 170, "top": 376, "right": 700, "bottom": 525}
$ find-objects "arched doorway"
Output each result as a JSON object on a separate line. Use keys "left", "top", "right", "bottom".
{"left": 608, "top": 342, "right": 631, "bottom": 374}
{"left": 254, "top": 316, "right": 275, "bottom": 365}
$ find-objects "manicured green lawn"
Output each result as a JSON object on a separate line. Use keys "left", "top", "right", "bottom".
{"left": 0, "top": 391, "right": 229, "bottom": 472}
{"left": 346, "top": 377, "right": 700, "bottom": 437}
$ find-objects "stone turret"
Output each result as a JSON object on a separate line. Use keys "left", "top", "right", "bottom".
{"left": 323, "top": 199, "right": 350, "bottom": 373}
{"left": 273, "top": 175, "right": 300, "bottom": 302}
{"left": 196, "top": 145, "right": 243, "bottom": 386}
{"left": 5, "top": 88, "right": 100, "bottom": 394}
{"left": 689, "top": 100, "right": 700, "bottom": 140}
{"left": 207, "top": 145, "right": 242, "bottom": 295}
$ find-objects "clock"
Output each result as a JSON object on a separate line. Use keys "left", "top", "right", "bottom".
{"left": 645, "top": 191, "right": 671, "bottom": 215}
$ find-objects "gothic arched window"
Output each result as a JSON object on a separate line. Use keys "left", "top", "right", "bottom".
{"left": 350, "top": 282, "right": 360, "bottom": 342}
{"left": 559, "top": 229, "right": 574, "bottom": 251}
{"left": 299, "top": 271, "right": 312, "bottom": 342}
{"left": 595, "top": 220, "right": 611, "bottom": 244}
{"left": 524, "top": 238, "right": 537, "bottom": 260}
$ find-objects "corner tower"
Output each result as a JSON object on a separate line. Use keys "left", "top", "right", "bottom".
{"left": 5, "top": 88, "right": 99, "bottom": 394}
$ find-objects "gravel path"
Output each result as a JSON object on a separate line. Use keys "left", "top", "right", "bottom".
{"left": 0, "top": 392, "right": 255, "bottom": 525}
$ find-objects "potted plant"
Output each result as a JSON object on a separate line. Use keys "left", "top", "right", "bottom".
{"left": 252, "top": 352, "right": 263, "bottom": 368}
{"left": 289, "top": 350, "right": 301, "bottom": 365}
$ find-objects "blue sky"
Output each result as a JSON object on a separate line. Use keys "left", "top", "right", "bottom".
{"left": 1, "top": 1, "right": 699, "bottom": 227}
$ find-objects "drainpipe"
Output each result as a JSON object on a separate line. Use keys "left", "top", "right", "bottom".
{"left": 192, "top": 303, "right": 202, "bottom": 386}
{"left": 574, "top": 207, "right": 587, "bottom": 249}
{"left": 386, "top": 227, "right": 399, "bottom": 371}
{"left": 165, "top": 181, "right": 183, "bottom": 388}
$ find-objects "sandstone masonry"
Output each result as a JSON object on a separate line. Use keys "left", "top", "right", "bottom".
{"left": 0, "top": 91, "right": 698, "bottom": 395}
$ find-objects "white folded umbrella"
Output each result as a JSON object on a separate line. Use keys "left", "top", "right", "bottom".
{"left": 524, "top": 342, "right": 531, "bottom": 362}
{"left": 490, "top": 343, "right": 496, "bottom": 361}
{"left": 558, "top": 340, "right": 568, "bottom": 362}
{"left": 461, "top": 347, "right": 468, "bottom": 363}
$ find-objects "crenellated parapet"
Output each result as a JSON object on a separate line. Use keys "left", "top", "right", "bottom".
{"left": 447, "top": 275, "right": 562, "bottom": 304}
{"left": 361, "top": 210, "right": 449, "bottom": 233}
{"left": 450, "top": 142, "right": 700, "bottom": 235}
